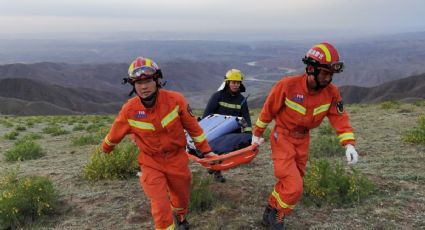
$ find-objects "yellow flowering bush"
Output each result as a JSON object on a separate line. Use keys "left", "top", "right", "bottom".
{"left": 309, "top": 135, "right": 344, "bottom": 158}
{"left": 303, "top": 159, "right": 375, "bottom": 206}
{"left": 0, "top": 169, "right": 58, "bottom": 229}
{"left": 380, "top": 100, "right": 401, "bottom": 110}
{"left": 71, "top": 134, "right": 101, "bottom": 146}
{"left": 403, "top": 115, "right": 425, "bottom": 144}
{"left": 83, "top": 142, "right": 139, "bottom": 181}
{"left": 4, "top": 139, "right": 45, "bottom": 161}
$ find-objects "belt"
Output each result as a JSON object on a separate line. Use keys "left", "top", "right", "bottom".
{"left": 275, "top": 126, "right": 309, "bottom": 139}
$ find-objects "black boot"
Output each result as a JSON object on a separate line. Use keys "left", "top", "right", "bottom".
{"left": 262, "top": 206, "right": 285, "bottom": 230}
{"left": 213, "top": 170, "right": 226, "bottom": 183}
{"left": 262, "top": 205, "right": 273, "bottom": 226}
{"left": 173, "top": 213, "right": 190, "bottom": 230}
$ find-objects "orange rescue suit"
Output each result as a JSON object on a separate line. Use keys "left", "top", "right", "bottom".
{"left": 102, "top": 89, "right": 211, "bottom": 229}
{"left": 253, "top": 74, "right": 355, "bottom": 215}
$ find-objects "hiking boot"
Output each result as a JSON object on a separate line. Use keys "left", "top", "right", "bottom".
{"left": 262, "top": 205, "right": 273, "bottom": 226}
{"left": 213, "top": 170, "right": 226, "bottom": 183}
{"left": 262, "top": 206, "right": 285, "bottom": 230}
{"left": 173, "top": 213, "right": 190, "bottom": 230}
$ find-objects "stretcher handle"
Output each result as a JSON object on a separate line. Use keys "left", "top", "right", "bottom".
{"left": 195, "top": 143, "right": 259, "bottom": 163}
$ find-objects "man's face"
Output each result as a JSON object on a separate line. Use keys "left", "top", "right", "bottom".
{"left": 316, "top": 68, "right": 333, "bottom": 88}
{"left": 134, "top": 78, "right": 157, "bottom": 99}
{"left": 228, "top": 80, "right": 241, "bottom": 93}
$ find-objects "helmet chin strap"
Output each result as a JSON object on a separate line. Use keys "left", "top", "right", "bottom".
{"left": 139, "top": 88, "right": 158, "bottom": 108}
{"left": 307, "top": 66, "right": 331, "bottom": 90}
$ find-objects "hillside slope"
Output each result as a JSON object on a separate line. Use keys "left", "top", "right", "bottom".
{"left": 0, "top": 78, "right": 124, "bottom": 114}
{"left": 0, "top": 103, "right": 423, "bottom": 229}
{"left": 340, "top": 73, "right": 425, "bottom": 103}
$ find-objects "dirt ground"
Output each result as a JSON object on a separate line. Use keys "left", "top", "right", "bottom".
{"left": 0, "top": 103, "right": 424, "bottom": 229}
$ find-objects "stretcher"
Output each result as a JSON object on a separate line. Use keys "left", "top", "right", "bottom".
{"left": 186, "top": 114, "right": 260, "bottom": 171}
{"left": 187, "top": 143, "right": 259, "bottom": 171}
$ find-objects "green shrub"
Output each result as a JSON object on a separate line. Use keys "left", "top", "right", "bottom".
{"left": 42, "top": 125, "right": 69, "bottom": 136}
{"left": 85, "top": 124, "right": 101, "bottom": 133}
{"left": 413, "top": 100, "right": 425, "bottom": 107}
{"left": 380, "top": 100, "right": 401, "bottom": 110}
{"left": 318, "top": 122, "right": 333, "bottom": 135}
{"left": 3, "top": 131, "right": 19, "bottom": 140}
{"left": 71, "top": 134, "right": 101, "bottom": 146}
{"left": 189, "top": 172, "right": 216, "bottom": 213}
{"left": 0, "top": 119, "right": 13, "bottom": 128}
{"left": 4, "top": 139, "right": 45, "bottom": 161}
{"left": 96, "top": 126, "right": 110, "bottom": 138}
{"left": 15, "top": 125, "right": 27, "bottom": 131}
{"left": 0, "top": 169, "right": 58, "bottom": 229}
{"left": 21, "top": 133, "right": 42, "bottom": 140}
{"left": 403, "top": 115, "right": 425, "bottom": 144}
{"left": 83, "top": 143, "right": 139, "bottom": 181}
{"left": 25, "top": 121, "right": 35, "bottom": 127}
{"left": 303, "top": 159, "right": 375, "bottom": 206}
{"left": 72, "top": 124, "right": 85, "bottom": 131}
{"left": 309, "top": 135, "right": 344, "bottom": 158}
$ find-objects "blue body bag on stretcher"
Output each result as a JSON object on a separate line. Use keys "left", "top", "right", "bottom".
{"left": 186, "top": 114, "right": 260, "bottom": 171}
{"left": 186, "top": 114, "right": 241, "bottom": 150}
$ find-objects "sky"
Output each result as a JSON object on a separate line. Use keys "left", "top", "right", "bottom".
{"left": 1, "top": 0, "right": 425, "bottom": 40}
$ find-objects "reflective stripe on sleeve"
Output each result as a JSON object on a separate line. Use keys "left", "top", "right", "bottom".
{"left": 256, "top": 118, "right": 269, "bottom": 129}
{"left": 338, "top": 132, "right": 355, "bottom": 143}
{"left": 243, "top": 127, "right": 252, "bottom": 132}
{"left": 192, "top": 133, "right": 206, "bottom": 143}
{"left": 104, "top": 137, "right": 118, "bottom": 146}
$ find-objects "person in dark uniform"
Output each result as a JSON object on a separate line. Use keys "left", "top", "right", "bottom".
{"left": 202, "top": 69, "right": 252, "bottom": 182}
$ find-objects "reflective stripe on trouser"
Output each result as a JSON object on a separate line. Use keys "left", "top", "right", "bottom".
{"left": 268, "top": 130, "right": 309, "bottom": 215}
{"left": 139, "top": 150, "right": 191, "bottom": 229}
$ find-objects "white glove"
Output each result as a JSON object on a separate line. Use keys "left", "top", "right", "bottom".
{"left": 251, "top": 135, "right": 265, "bottom": 146}
{"left": 204, "top": 152, "right": 218, "bottom": 158}
{"left": 345, "top": 144, "right": 358, "bottom": 165}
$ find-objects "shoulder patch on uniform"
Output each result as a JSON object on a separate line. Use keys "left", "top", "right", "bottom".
{"left": 336, "top": 101, "right": 344, "bottom": 115}
{"left": 187, "top": 104, "right": 195, "bottom": 117}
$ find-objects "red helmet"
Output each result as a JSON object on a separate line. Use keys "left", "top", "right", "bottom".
{"left": 302, "top": 42, "right": 344, "bottom": 73}
{"left": 127, "top": 57, "right": 162, "bottom": 83}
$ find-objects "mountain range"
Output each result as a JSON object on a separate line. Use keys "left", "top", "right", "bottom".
{"left": 1, "top": 33, "right": 425, "bottom": 115}
{"left": 0, "top": 73, "right": 424, "bottom": 115}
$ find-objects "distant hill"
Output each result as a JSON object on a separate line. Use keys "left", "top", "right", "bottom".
{"left": 0, "top": 61, "right": 229, "bottom": 94}
{"left": 0, "top": 78, "right": 125, "bottom": 115}
{"left": 0, "top": 96, "right": 79, "bottom": 115}
{"left": 340, "top": 73, "right": 425, "bottom": 103}
{"left": 249, "top": 73, "right": 425, "bottom": 108}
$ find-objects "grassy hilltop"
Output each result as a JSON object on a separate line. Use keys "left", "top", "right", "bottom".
{"left": 0, "top": 101, "right": 424, "bottom": 229}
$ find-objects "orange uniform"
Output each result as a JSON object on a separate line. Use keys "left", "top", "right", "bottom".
{"left": 253, "top": 74, "right": 355, "bottom": 215}
{"left": 102, "top": 89, "right": 211, "bottom": 229}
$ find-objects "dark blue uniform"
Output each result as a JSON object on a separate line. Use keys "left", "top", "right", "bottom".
{"left": 203, "top": 89, "right": 252, "bottom": 133}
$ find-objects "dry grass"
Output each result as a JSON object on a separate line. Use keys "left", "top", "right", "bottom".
{"left": 0, "top": 104, "right": 424, "bottom": 229}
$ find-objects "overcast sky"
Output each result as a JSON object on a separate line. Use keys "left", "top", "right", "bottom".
{"left": 1, "top": 0, "right": 424, "bottom": 40}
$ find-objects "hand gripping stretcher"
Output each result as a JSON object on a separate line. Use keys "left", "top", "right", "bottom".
{"left": 186, "top": 114, "right": 260, "bottom": 171}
